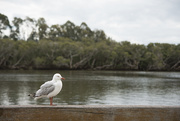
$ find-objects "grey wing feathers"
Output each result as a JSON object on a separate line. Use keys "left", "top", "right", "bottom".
{"left": 35, "top": 81, "right": 55, "bottom": 97}
{"left": 40, "top": 81, "right": 52, "bottom": 88}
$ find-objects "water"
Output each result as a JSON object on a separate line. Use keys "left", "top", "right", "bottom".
{"left": 0, "top": 70, "right": 179, "bottom": 105}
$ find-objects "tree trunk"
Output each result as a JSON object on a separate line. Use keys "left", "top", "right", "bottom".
{"left": 171, "top": 60, "right": 180, "bottom": 70}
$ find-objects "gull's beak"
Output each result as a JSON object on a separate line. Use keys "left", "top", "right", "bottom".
{"left": 61, "top": 77, "right": 65, "bottom": 80}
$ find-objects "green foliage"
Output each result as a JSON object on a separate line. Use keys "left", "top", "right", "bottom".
{"left": 0, "top": 13, "right": 11, "bottom": 38}
{"left": 37, "top": 18, "right": 48, "bottom": 40}
{"left": 53, "top": 56, "right": 70, "bottom": 68}
{"left": 0, "top": 14, "right": 179, "bottom": 71}
{"left": 0, "top": 38, "right": 179, "bottom": 70}
{"left": 34, "top": 57, "right": 46, "bottom": 68}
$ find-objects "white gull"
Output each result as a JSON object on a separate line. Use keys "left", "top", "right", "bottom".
{"left": 29, "top": 73, "right": 65, "bottom": 105}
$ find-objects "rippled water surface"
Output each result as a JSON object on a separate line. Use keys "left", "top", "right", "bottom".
{"left": 0, "top": 70, "right": 179, "bottom": 105}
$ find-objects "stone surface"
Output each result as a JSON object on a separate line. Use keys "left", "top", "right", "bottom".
{"left": 0, "top": 105, "right": 180, "bottom": 121}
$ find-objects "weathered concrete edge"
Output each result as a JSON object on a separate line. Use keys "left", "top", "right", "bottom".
{"left": 1, "top": 105, "right": 180, "bottom": 109}
{"left": 1, "top": 105, "right": 180, "bottom": 121}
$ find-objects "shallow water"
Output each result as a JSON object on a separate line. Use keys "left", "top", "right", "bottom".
{"left": 0, "top": 70, "right": 179, "bottom": 105}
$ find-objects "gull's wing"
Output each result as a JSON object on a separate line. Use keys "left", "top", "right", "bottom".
{"left": 35, "top": 81, "right": 55, "bottom": 97}
{"left": 40, "top": 81, "right": 52, "bottom": 89}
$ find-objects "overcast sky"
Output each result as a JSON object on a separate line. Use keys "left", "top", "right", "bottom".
{"left": 0, "top": 0, "right": 180, "bottom": 45}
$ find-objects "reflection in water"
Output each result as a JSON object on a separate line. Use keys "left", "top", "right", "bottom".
{"left": 0, "top": 70, "right": 180, "bottom": 105}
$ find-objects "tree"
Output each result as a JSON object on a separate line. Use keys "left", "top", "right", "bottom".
{"left": 10, "top": 17, "right": 23, "bottom": 40}
{"left": 141, "top": 43, "right": 164, "bottom": 70}
{"left": 49, "top": 24, "right": 63, "bottom": 40}
{"left": 22, "top": 17, "right": 38, "bottom": 41}
{"left": 0, "top": 39, "right": 15, "bottom": 68}
{"left": 93, "top": 30, "right": 106, "bottom": 42}
{"left": 61, "top": 20, "right": 77, "bottom": 40}
{"left": 167, "top": 44, "right": 180, "bottom": 70}
{"left": 11, "top": 40, "right": 37, "bottom": 69}
{"left": 0, "top": 13, "right": 11, "bottom": 38}
{"left": 53, "top": 56, "right": 69, "bottom": 68}
{"left": 78, "top": 22, "right": 93, "bottom": 40}
{"left": 61, "top": 40, "right": 82, "bottom": 69}
{"left": 37, "top": 17, "right": 48, "bottom": 40}
{"left": 33, "top": 40, "right": 62, "bottom": 68}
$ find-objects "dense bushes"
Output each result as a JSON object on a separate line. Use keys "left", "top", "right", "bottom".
{"left": 0, "top": 38, "right": 179, "bottom": 71}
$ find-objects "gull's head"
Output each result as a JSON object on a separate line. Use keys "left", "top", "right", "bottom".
{"left": 53, "top": 73, "right": 65, "bottom": 81}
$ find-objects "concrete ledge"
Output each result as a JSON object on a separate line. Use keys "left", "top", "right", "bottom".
{"left": 0, "top": 105, "right": 180, "bottom": 121}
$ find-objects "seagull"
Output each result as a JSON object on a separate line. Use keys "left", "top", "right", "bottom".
{"left": 29, "top": 73, "right": 65, "bottom": 106}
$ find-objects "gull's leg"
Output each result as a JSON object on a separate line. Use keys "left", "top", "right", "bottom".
{"left": 49, "top": 97, "right": 53, "bottom": 105}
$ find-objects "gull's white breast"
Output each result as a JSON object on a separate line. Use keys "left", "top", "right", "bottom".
{"left": 47, "top": 81, "right": 62, "bottom": 98}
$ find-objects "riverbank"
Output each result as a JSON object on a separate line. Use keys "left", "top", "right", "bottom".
{"left": 1, "top": 38, "right": 180, "bottom": 71}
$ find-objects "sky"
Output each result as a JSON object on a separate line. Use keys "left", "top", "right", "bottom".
{"left": 0, "top": 0, "right": 180, "bottom": 45}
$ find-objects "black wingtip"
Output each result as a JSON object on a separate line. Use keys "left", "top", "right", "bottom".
{"left": 28, "top": 93, "right": 36, "bottom": 97}
{"left": 28, "top": 94, "right": 32, "bottom": 97}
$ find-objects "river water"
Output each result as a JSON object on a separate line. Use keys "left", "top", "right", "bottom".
{"left": 0, "top": 70, "right": 179, "bottom": 105}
